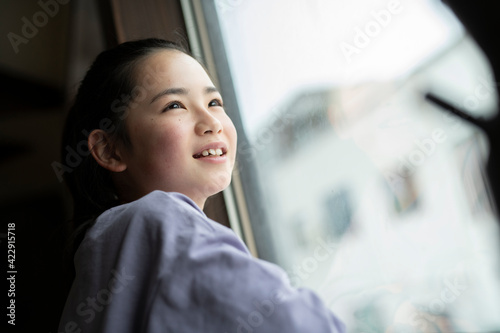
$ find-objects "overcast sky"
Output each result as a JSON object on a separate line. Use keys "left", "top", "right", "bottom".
{"left": 216, "top": 0, "right": 463, "bottom": 138}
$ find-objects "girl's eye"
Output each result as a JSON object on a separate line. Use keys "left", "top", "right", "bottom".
{"left": 163, "top": 101, "right": 184, "bottom": 112}
{"left": 208, "top": 99, "right": 223, "bottom": 107}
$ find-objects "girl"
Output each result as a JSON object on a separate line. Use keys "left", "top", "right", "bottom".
{"left": 59, "top": 38, "right": 345, "bottom": 333}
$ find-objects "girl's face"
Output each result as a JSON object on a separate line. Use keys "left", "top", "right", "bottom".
{"left": 115, "top": 50, "right": 237, "bottom": 208}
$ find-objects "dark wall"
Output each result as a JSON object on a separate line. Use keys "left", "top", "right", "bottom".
{"left": 0, "top": 1, "right": 105, "bottom": 331}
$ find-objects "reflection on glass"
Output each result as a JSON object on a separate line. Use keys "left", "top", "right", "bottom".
{"left": 208, "top": 0, "right": 500, "bottom": 331}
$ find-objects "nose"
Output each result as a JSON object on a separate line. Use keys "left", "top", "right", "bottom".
{"left": 195, "top": 108, "right": 223, "bottom": 135}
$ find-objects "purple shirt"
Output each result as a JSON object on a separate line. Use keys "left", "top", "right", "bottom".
{"left": 58, "top": 190, "right": 345, "bottom": 332}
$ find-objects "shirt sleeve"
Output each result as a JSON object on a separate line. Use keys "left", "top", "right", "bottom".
{"left": 142, "top": 192, "right": 346, "bottom": 333}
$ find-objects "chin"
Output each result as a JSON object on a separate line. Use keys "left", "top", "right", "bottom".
{"left": 200, "top": 172, "right": 232, "bottom": 197}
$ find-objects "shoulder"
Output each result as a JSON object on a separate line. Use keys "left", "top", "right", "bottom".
{"left": 116, "top": 190, "right": 205, "bottom": 223}
{"left": 89, "top": 191, "right": 211, "bottom": 237}
{"left": 82, "top": 190, "right": 247, "bottom": 256}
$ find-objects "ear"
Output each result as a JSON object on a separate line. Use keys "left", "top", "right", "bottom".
{"left": 88, "top": 129, "right": 127, "bottom": 172}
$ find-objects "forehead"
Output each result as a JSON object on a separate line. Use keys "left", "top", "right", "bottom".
{"left": 134, "top": 50, "right": 213, "bottom": 87}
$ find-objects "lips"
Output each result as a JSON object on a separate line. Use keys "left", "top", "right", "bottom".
{"left": 193, "top": 142, "right": 228, "bottom": 159}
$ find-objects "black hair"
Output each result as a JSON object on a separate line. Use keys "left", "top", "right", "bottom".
{"left": 61, "top": 38, "right": 189, "bottom": 252}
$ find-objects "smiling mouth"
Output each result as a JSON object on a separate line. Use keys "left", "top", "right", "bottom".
{"left": 193, "top": 148, "right": 227, "bottom": 159}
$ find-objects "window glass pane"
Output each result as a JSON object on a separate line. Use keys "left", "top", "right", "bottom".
{"left": 205, "top": 0, "right": 500, "bottom": 330}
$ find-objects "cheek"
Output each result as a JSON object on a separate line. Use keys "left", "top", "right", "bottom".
{"left": 223, "top": 116, "right": 237, "bottom": 143}
{"left": 131, "top": 121, "right": 186, "bottom": 165}
{"left": 224, "top": 118, "right": 238, "bottom": 158}
{"left": 152, "top": 127, "right": 181, "bottom": 151}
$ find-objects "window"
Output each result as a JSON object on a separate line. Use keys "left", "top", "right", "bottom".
{"left": 184, "top": 0, "right": 500, "bottom": 330}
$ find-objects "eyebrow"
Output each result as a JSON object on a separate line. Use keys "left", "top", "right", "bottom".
{"left": 150, "top": 86, "right": 219, "bottom": 104}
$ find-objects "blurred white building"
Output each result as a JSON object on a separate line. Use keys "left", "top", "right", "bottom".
{"left": 251, "top": 35, "right": 500, "bottom": 331}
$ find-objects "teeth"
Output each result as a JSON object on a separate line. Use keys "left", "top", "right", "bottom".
{"left": 199, "top": 148, "right": 224, "bottom": 157}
